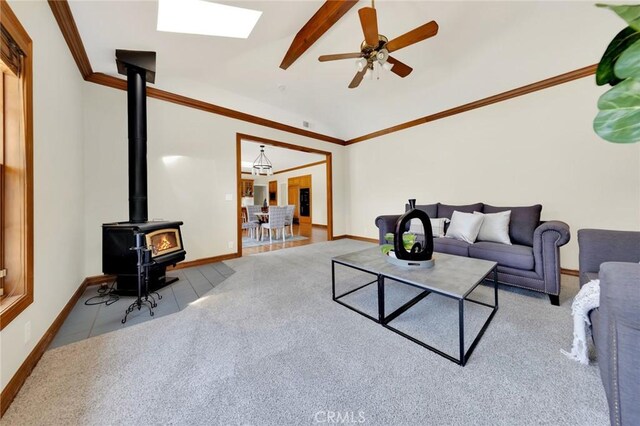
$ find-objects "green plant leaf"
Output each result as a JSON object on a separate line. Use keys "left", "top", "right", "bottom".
{"left": 597, "top": 4, "right": 640, "bottom": 31}
{"left": 596, "top": 26, "right": 640, "bottom": 86}
{"left": 380, "top": 244, "right": 393, "bottom": 255}
{"left": 614, "top": 38, "right": 640, "bottom": 79}
{"left": 384, "top": 233, "right": 394, "bottom": 243}
{"left": 594, "top": 78, "right": 640, "bottom": 143}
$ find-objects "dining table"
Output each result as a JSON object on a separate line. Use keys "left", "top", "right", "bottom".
{"left": 254, "top": 212, "right": 269, "bottom": 223}
{"left": 253, "top": 212, "right": 269, "bottom": 240}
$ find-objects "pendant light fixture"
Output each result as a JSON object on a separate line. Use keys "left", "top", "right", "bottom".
{"left": 252, "top": 145, "right": 273, "bottom": 176}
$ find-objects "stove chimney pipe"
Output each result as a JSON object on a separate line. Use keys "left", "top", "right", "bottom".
{"left": 115, "top": 50, "right": 156, "bottom": 224}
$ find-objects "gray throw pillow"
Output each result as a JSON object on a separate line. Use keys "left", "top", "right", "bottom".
{"left": 405, "top": 203, "right": 438, "bottom": 219}
{"left": 437, "top": 203, "right": 484, "bottom": 220}
{"left": 483, "top": 204, "right": 542, "bottom": 246}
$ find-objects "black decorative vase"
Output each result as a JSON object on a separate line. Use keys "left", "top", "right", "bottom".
{"left": 393, "top": 199, "right": 434, "bottom": 261}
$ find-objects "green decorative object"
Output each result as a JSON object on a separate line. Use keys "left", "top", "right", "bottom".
{"left": 594, "top": 78, "right": 640, "bottom": 143}
{"left": 380, "top": 232, "right": 417, "bottom": 255}
{"left": 614, "top": 39, "right": 640, "bottom": 78}
{"left": 596, "top": 4, "right": 640, "bottom": 31}
{"left": 594, "top": 4, "right": 640, "bottom": 144}
{"left": 595, "top": 27, "right": 640, "bottom": 86}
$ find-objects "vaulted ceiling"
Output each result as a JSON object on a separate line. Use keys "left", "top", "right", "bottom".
{"left": 69, "top": 1, "right": 623, "bottom": 140}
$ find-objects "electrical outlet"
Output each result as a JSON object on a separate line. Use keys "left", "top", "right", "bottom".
{"left": 24, "top": 321, "right": 31, "bottom": 344}
{"left": 228, "top": 241, "right": 234, "bottom": 249}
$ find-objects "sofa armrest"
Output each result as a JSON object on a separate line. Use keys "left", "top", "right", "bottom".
{"left": 532, "top": 221, "right": 571, "bottom": 295}
{"left": 374, "top": 214, "right": 402, "bottom": 244}
{"left": 597, "top": 262, "right": 640, "bottom": 425}
{"left": 600, "top": 262, "right": 640, "bottom": 326}
{"left": 578, "top": 229, "right": 640, "bottom": 286}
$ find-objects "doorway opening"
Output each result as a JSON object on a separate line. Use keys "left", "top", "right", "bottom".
{"left": 236, "top": 134, "right": 333, "bottom": 256}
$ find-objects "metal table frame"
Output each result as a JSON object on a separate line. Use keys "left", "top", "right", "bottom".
{"left": 332, "top": 258, "right": 498, "bottom": 366}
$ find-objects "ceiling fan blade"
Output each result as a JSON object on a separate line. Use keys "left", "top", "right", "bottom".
{"left": 358, "top": 7, "right": 379, "bottom": 47}
{"left": 318, "top": 53, "right": 363, "bottom": 62}
{"left": 348, "top": 67, "right": 368, "bottom": 89}
{"left": 386, "top": 21, "right": 438, "bottom": 53}
{"left": 386, "top": 56, "right": 413, "bottom": 77}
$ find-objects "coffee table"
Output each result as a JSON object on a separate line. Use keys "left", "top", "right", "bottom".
{"left": 332, "top": 247, "right": 498, "bottom": 366}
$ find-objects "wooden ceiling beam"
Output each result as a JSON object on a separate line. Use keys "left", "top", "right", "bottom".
{"left": 280, "top": 0, "right": 358, "bottom": 70}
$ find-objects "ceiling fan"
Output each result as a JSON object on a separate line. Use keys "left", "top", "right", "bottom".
{"left": 318, "top": 0, "right": 438, "bottom": 89}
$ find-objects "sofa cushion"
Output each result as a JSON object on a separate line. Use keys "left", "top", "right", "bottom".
{"left": 445, "top": 211, "right": 484, "bottom": 244}
{"left": 483, "top": 204, "right": 542, "bottom": 247}
{"left": 469, "top": 242, "right": 535, "bottom": 270}
{"left": 405, "top": 203, "right": 438, "bottom": 219}
{"left": 438, "top": 203, "right": 483, "bottom": 220}
{"left": 433, "top": 237, "right": 470, "bottom": 257}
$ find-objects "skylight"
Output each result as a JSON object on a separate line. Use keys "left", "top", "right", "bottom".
{"left": 157, "top": 0, "right": 262, "bottom": 39}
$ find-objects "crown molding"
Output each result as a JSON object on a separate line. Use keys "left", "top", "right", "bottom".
{"left": 47, "top": 0, "right": 92, "bottom": 79}
{"left": 345, "top": 64, "right": 598, "bottom": 144}
{"left": 48, "top": 0, "right": 598, "bottom": 148}
{"left": 47, "top": 1, "right": 345, "bottom": 146}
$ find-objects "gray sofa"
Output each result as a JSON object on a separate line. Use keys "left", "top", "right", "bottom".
{"left": 578, "top": 229, "right": 640, "bottom": 426}
{"left": 375, "top": 202, "right": 570, "bottom": 305}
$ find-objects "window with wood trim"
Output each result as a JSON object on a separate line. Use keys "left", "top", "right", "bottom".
{"left": 0, "top": 0, "right": 34, "bottom": 330}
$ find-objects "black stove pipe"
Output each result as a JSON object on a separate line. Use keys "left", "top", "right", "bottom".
{"left": 127, "top": 66, "right": 148, "bottom": 223}
{"left": 116, "top": 49, "right": 156, "bottom": 224}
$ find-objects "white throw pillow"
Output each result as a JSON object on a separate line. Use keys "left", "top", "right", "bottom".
{"left": 474, "top": 211, "right": 512, "bottom": 245}
{"left": 445, "top": 211, "right": 484, "bottom": 244}
{"left": 409, "top": 218, "right": 424, "bottom": 235}
{"left": 430, "top": 218, "right": 449, "bottom": 238}
{"left": 409, "top": 218, "right": 450, "bottom": 238}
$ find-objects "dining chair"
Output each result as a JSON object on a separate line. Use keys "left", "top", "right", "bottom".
{"left": 284, "top": 205, "right": 295, "bottom": 237}
{"left": 246, "top": 205, "right": 261, "bottom": 225}
{"left": 242, "top": 221, "right": 258, "bottom": 239}
{"left": 261, "top": 206, "right": 287, "bottom": 243}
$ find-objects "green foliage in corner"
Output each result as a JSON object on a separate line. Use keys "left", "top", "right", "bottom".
{"left": 594, "top": 4, "right": 640, "bottom": 143}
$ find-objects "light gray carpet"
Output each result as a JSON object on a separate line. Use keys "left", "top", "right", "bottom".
{"left": 242, "top": 234, "right": 308, "bottom": 248}
{"left": 3, "top": 240, "right": 608, "bottom": 425}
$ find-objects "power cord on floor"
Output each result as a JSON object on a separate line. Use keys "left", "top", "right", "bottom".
{"left": 84, "top": 280, "right": 120, "bottom": 306}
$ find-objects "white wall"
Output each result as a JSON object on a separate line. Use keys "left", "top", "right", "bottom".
{"left": 82, "top": 84, "right": 346, "bottom": 276}
{"left": 346, "top": 77, "right": 640, "bottom": 270}
{"left": 1, "top": 0, "right": 86, "bottom": 390}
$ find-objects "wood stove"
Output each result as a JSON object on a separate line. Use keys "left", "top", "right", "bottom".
{"left": 102, "top": 50, "right": 186, "bottom": 295}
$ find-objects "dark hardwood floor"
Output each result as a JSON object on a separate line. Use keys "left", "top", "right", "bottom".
{"left": 242, "top": 224, "right": 328, "bottom": 255}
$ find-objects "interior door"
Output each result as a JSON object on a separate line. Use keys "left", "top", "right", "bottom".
{"left": 288, "top": 185, "right": 299, "bottom": 223}
{"left": 269, "top": 180, "right": 277, "bottom": 206}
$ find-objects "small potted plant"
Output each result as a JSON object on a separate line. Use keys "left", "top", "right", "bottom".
{"left": 380, "top": 232, "right": 416, "bottom": 257}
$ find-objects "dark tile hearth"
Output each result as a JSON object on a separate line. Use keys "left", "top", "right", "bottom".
{"left": 48, "top": 262, "right": 235, "bottom": 350}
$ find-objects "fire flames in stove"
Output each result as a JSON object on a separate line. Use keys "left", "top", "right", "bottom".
{"left": 146, "top": 229, "right": 182, "bottom": 257}
{"left": 157, "top": 235, "right": 172, "bottom": 251}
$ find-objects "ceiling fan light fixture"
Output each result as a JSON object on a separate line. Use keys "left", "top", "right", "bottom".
{"left": 356, "top": 58, "right": 367, "bottom": 72}
{"left": 376, "top": 49, "right": 389, "bottom": 63}
{"left": 382, "top": 61, "right": 394, "bottom": 72}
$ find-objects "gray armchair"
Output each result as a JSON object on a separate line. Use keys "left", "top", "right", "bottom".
{"left": 578, "top": 229, "right": 640, "bottom": 426}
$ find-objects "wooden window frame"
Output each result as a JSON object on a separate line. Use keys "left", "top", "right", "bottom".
{"left": 0, "top": 0, "right": 34, "bottom": 330}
